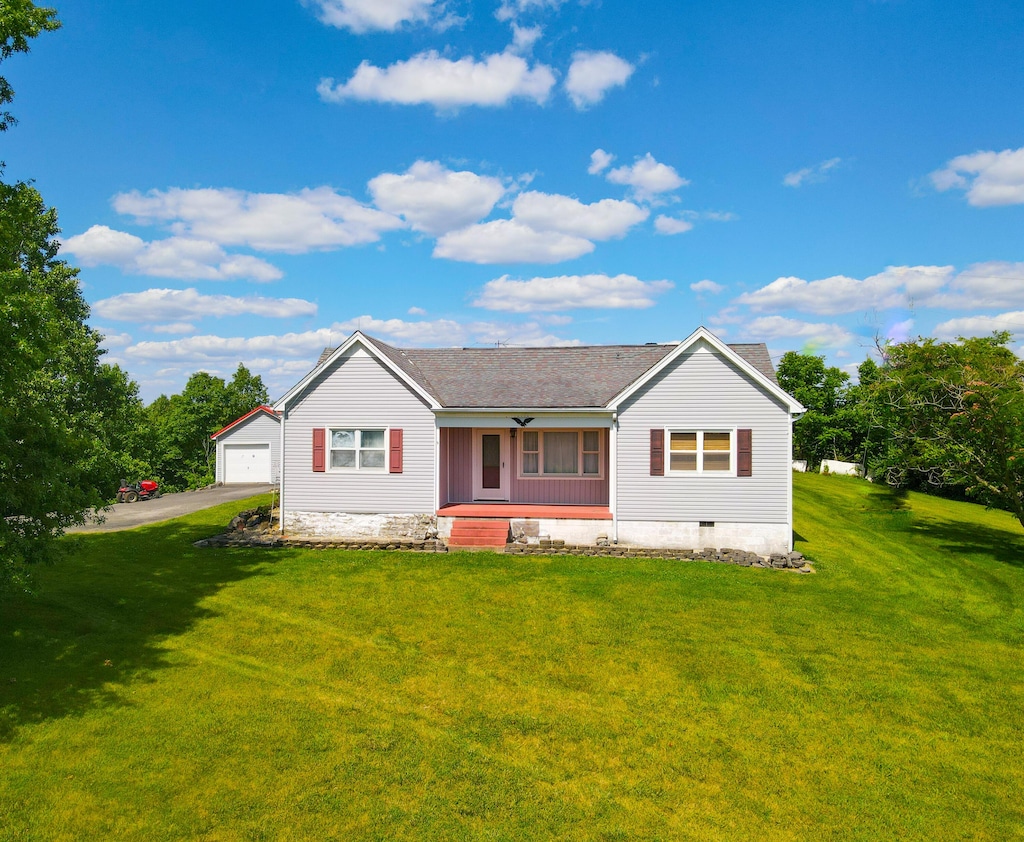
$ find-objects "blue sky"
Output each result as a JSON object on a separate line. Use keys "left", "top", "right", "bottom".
{"left": 5, "top": 0, "right": 1024, "bottom": 401}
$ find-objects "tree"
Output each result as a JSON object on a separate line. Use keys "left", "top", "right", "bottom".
{"left": 867, "top": 333, "right": 1024, "bottom": 528}
{"left": 778, "top": 351, "right": 868, "bottom": 468}
{"left": 0, "top": 0, "right": 60, "bottom": 131}
{"left": 0, "top": 178, "right": 139, "bottom": 593}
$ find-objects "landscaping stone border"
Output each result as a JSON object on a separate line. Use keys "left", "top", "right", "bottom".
{"left": 195, "top": 507, "right": 814, "bottom": 572}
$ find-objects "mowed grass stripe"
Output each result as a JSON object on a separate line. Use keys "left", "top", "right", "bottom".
{"left": 1, "top": 478, "right": 1023, "bottom": 840}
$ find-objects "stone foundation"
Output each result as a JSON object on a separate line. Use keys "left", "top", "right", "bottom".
{"left": 284, "top": 511, "right": 438, "bottom": 542}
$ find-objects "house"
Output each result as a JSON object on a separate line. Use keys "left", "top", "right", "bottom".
{"left": 272, "top": 327, "right": 805, "bottom": 554}
{"left": 210, "top": 405, "right": 280, "bottom": 484}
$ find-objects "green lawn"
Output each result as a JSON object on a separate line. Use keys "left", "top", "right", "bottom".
{"left": 2, "top": 474, "right": 1023, "bottom": 840}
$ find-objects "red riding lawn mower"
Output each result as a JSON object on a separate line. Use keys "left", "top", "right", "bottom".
{"left": 116, "top": 478, "right": 161, "bottom": 503}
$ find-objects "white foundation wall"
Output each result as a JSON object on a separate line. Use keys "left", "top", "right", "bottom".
{"left": 439, "top": 516, "right": 790, "bottom": 554}
{"left": 616, "top": 520, "right": 791, "bottom": 555}
{"left": 285, "top": 511, "right": 438, "bottom": 541}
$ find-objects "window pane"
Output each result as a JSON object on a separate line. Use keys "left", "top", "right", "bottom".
{"left": 670, "top": 453, "right": 697, "bottom": 471}
{"left": 582, "top": 430, "right": 600, "bottom": 452}
{"left": 670, "top": 432, "right": 697, "bottom": 451}
{"left": 522, "top": 452, "right": 539, "bottom": 474}
{"left": 361, "top": 449, "right": 385, "bottom": 468}
{"left": 360, "top": 429, "right": 385, "bottom": 449}
{"left": 704, "top": 452, "right": 731, "bottom": 471}
{"left": 522, "top": 430, "right": 538, "bottom": 451}
{"left": 331, "top": 449, "right": 355, "bottom": 468}
{"left": 704, "top": 432, "right": 731, "bottom": 451}
{"left": 583, "top": 452, "right": 599, "bottom": 474}
{"left": 544, "top": 431, "right": 578, "bottom": 474}
{"left": 332, "top": 429, "right": 354, "bottom": 448}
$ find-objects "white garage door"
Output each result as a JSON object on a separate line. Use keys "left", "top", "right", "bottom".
{"left": 223, "top": 443, "right": 272, "bottom": 483}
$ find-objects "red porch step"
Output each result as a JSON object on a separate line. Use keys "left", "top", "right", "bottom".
{"left": 448, "top": 518, "right": 511, "bottom": 549}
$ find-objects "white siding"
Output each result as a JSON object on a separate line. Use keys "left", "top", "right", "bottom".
{"left": 215, "top": 412, "right": 280, "bottom": 483}
{"left": 282, "top": 347, "right": 436, "bottom": 513}
{"left": 616, "top": 340, "right": 792, "bottom": 524}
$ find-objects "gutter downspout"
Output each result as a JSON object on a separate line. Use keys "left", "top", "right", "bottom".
{"left": 610, "top": 412, "right": 618, "bottom": 543}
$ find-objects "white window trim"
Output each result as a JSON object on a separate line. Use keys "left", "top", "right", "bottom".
{"left": 665, "top": 428, "right": 737, "bottom": 477}
{"left": 328, "top": 426, "right": 389, "bottom": 473}
{"left": 518, "top": 428, "right": 605, "bottom": 480}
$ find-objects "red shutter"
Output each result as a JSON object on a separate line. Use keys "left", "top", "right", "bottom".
{"left": 389, "top": 428, "right": 403, "bottom": 473}
{"left": 312, "top": 428, "right": 326, "bottom": 472}
{"left": 650, "top": 429, "right": 665, "bottom": 476}
{"left": 737, "top": 428, "right": 752, "bottom": 477}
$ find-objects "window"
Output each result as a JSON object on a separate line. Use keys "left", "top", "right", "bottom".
{"left": 330, "top": 428, "right": 386, "bottom": 470}
{"left": 520, "top": 429, "right": 603, "bottom": 478}
{"left": 669, "top": 430, "right": 733, "bottom": 474}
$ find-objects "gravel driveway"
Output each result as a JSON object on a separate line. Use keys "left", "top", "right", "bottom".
{"left": 69, "top": 483, "right": 275, "bottom": 533}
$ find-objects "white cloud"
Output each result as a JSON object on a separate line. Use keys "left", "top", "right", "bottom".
{"left": 930, "top": 146, "right": 1024, "bottom": 207}
{"left": 564, "top": 50, "right": 634, "bottom": 108}
{"left": 925, "top": 261, "right": 1024, "bottom": 309}
{"left": 654, "top": 215, "right": 693, "bottom": 235}
{"left": 783, "top": 157, "right": 842, "bottom": 188}
{"left": 367, "top": 160, "right": 507, "bottom": 234}
{"left": 737, "top": 265, "right": 953, "bottom": 316}
{"left": 588, "top": 148, "right": 614, "bottom": 174}
{"left": 306, "top": 0, "right": 441, "bottom": 32}
{"left": 473, "top": 273, "right": 673, "bottom": 312}
{"left": 510, "top": 23, "right": 543, "bottom": 53}
{"left": 606, "top": 153, "right": 688, "bottom": 199}
{"left": 63, "top": 226, "right": 283, "bottom": 282}
{"left": 126, "top": 327, "right": 345, "bottom": 363}
{"left": 690, "top": 280, "right": 724, "bottom": 294}
{"left": 496, "top": 0, "right": 569, "bottom": 21}
{"left": 407, "top": 306, "right": 427, "bottom": 315}
{"left": 317, "top": 50, "right": 557, "bottom": 109}
{"left": 93, "top": 288, "right": 317, "bottom": 322}
{"left": 113, "top": 187, "right": 403, "bottom": 253}
{"left": 434, "top": 219, "right": 594, "bottom": 263}
{"left": 745, "top": 315, "right": 854, "bottom": 347}
{"left": 149, "top": 322, "right": 198, "bottom": 335}
{"left": 511, "top": 191, "right": 648, "bottom": 239}
{"left": 96, "top": 329, "right": 132, "bottom": 350}
{"left": 934, "top": 311, "right": 1024, "bottom": 340}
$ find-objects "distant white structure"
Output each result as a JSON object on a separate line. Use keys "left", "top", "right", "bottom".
{"left": 820, "top": 459, "right": 862, "bottom": 477}
{"left": 792, "top": 460, "right": 808, "bottom": 472}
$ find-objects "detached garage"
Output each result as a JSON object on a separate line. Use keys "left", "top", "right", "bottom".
{"left": 211, "top": 405, "right": 280, "bottom": 484}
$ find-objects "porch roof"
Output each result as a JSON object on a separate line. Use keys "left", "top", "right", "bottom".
{"left": 315, "top": 336, "right": 777, "bottom": 409}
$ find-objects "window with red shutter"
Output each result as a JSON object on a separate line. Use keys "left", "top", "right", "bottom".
{"left": 737, "top": 428, "right": 752, "bottom": 477}
{"left": 650, "top": 428, "right": 665, "bottom": 476}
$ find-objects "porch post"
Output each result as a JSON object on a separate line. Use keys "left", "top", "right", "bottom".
{"left": 610, "top": 413, "right": 618, "bottom": 543}
{"left": 434, "top": 421, "right": 441, "bottom": 513}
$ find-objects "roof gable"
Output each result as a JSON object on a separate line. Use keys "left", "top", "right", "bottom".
{"left": 210, "top": 405, "right": 278, "bottom": 440}
{"left": 274, "top": 332, "right": 441, "bottom": 411}
{"left": 607, "top": 326, "right": 804, "bottom": 413}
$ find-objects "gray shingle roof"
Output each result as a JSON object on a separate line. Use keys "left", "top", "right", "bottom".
{"left": 317, "top": 335, "right": 778, "bottom": 409}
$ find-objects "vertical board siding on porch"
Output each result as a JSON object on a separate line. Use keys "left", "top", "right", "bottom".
{"left": 445, "top": 427, "right": 473, "bottom": 503}
{"left": 616, "top": 341, "right": 791, "bottom": 523}
{"left": 283, "top": 350, "right": 436, "bottom": 513}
